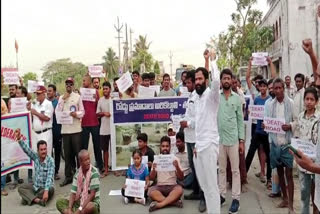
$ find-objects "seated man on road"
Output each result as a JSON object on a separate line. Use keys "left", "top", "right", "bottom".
{"left": 56, "top": 150, "right": 100, "bottom": 214}
{"left": 137, "top": 133, "right": 155, "bottom": 172}
{"left": 148, "top": 136, "right": 184, "bottom": 212}
{"left": 175, "top": 132, "right": 193, "bottom": 188}
{"left": 14, "top": 129, "right": 55, "bottom": 207}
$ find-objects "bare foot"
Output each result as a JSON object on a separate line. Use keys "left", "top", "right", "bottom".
{"left": 277, "top": 200, "right": 288, "bottom": 208}
{"left": 241, "top": 184, "right": 248, "bottom": 193}
{"left": 33, "top": 198, "right": 41, "bottom": 204}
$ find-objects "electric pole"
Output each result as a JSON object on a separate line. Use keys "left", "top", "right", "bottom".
{"left": 130, "top": 28, "right": 134, "bottom": 73}
{"left": 114, "top": 17, "right": 123, "bottom": 65}
{"left": 169, "top": 51, "right": 173, "bottom": 78}
{"left": 123, "top": 23, "right": 129, "bottom": 73}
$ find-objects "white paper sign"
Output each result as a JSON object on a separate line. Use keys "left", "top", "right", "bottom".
{"left": 56, "top": 111, "right": 73, "bottom": 124}
{"left": 291, "top": 138, "right": 316, "bottom": 160}
{"left": 180, "top": 87, "right": 190, "bottom": 97}
{"left": 263, "top": 117, "right": 285, "bottom": 134}
{"left": 3, "top": 72, "right": 20, "bottom": 85}
{"left": 111, "top": 92, "right": 120, "bottom": 99}
{"left": 252, "top": 52, "right": 269, "bottom": 66}
{"left": 169, "top": 136, "right": 178, "bottom": 155}
{"left": 130, "top": 156, "right": 148, "bottom": 165}
{"left": 27, "top": 80, "right": 44, "bottom": 93}
{"left": 80, "top": 88, "right": 96, "bottom": 102}
{"left": 116, "top": 72, "right": 133, "bottom": 93}
{"left": 88, "top": 65, "right": 104, "bottom": 78}
{"left": 138, "top": 86, "right": 155, "bottom": 98}
{"left": 150, "top": 85, "right": 160, "bottom": 95}
{"left": 10, "top": 97, "right": 27, "bottom": 113}
{"left": 171, "top": 115, "right": 181, "bottom": 132}
{"left": 124, "top": 179, "right": 145, "bottom": 198}
{"left": 108, "top": 190, "right": 122, "bottom": 196}
{"left": 249, "top": 105, "right": 265, "bottom": 120}
{"left": 154, "top": 155, "right": 175, "bottom": 171}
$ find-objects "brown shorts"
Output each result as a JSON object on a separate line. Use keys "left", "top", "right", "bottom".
{"left": 148, "top": 184, "right": 182, "bottom": 197}
{"left": 100, "top": 135, "right": 110, "bottom": 151}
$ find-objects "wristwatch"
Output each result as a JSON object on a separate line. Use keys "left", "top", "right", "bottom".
{"left": 79, "top": 206, "right": 83, "bottom": 211}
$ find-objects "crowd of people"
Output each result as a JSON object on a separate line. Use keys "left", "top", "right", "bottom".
{"left": 1, "top": 40, "right": 320, "bottom": 214}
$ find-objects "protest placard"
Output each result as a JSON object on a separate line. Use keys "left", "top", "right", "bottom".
{"left": 263, "top": 117, "right": 285, "bottom": 134}
{"left": 149, "top": 85, "right": 160, "bottom": 96}
{"left": 88, "top": 65, "right": 104, "bottom": 78}
{"left": 249, "top": 105, "right": 265, "bottom": 120}
{"left": 111, "top": 92, "right": 120, "bottom": 99}
{"left": 291, "top": 138, "right": 316, "bottom": 160}
{"left": 27, "top": 80, "right": 44, "bottom": 93}
{"left": 3, "top": 71, "right": 20, "bottom": 85}
{"left": 171, "top": 115, "right": 181, "bottom": 132}
{"left": 130, "top": 156, "right": 148, "bottom": 165}
{"left": 154, "top": 155, "right": 175, "bottom": 171}
{"left": 116, "top": 72, "right": 133, "bottom": 93}
{"left": 80, "top": 88, "right": 96, "bottom": 102}
{"left": 10, "top": 97, "right": 27, "bottom": 113}
{"left": 180, "top": 87, "right": 190, "bottom": 97}
{"left": 138, "top": 86, "right": 155, "bottom": 98}
{"left": 124, "top": 179, "right": 145, "bottom": 198}
{"left": 56, "top": 111, "right": 73, "bottom": 124}
{"left": 252, "top": 52, "right": 269, "bottom": 66}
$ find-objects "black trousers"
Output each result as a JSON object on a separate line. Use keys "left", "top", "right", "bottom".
{"left": 62, "top": 133, "right": 81, "bottom": 180}
{"left": 53, "top": 130, "right": 62, "bottom": 175}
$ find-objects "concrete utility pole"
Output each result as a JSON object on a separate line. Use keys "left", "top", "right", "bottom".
{"left": 130, "top": 28, "right": 134, "bottom": 73}
{"left": 123, "top": 23, "right": 129, "bottom": 72}
{"left": 114, "top": 17, "right": 123, "bottom": 64}
{"left": 169, "top": 51, "right": 173, "bottom": 77}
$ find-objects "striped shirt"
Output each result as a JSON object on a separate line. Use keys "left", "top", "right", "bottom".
{"left": 71, "top": 166, "right": 100, "bottom": 205}
{"left": 18, "top": 140, "right": 55, "bottom": 191}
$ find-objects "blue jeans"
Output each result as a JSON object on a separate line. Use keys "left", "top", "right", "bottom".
{"left": 299, "top": 170, "right": 315, "bottom": 214}
{"left": 1, "top": 176, "right": 6, "bottom": 190}
{"left": 183, "top": 173, "right": 194, "bottom": 188}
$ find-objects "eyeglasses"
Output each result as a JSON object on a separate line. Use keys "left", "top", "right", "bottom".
{"left": 66, "top": 83, "right": 73, "bottom": 86}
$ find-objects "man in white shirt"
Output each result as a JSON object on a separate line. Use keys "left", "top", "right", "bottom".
{"left": 284, "top": 75, "right": 295, "bottom": 99}
{"left": 292, "top": 73, "right": 305, "bottom": 121}
{"left": 192, "top": 50, "right": 220, "bottom": 214}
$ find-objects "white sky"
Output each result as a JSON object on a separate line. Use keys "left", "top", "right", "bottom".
{"left": 1, "top": 0, "right": 269, "bottom": 80}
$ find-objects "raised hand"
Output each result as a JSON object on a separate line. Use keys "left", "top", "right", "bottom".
{"left": 302, "top": 39, "right": 313, "bottom": 55}
{"left": 14, "top": 129, "right": 22, "bottom": 141}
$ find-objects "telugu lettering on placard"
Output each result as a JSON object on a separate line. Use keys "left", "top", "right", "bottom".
{"left": 154, "top": 155, "right": 175, "bottom": 172}
{"left": 88, "top": 65, "right": 104, "bottom": 78}
{"left": 252, "top": 52, "right": 268, "bottom": 66}
{"left": 249, "top": 105, "right": 265, "bottom": 120}
{"left": 124, "top": 179, "right": 145, "bottom": 198}
{"left": 80, "top": 88, "right": 96, "bottom": 102}
{"left": 10, "top": 97, "right": 27, "bottom": 113}
{"left": 263, "top": 117, "right": 285, "bottom": 134}
{"left": 56, "top": 111, "right": 73, "bottom": 124}
{"left": 291, "top": 138, "right": 316, "bottom": 160}
{"left": 116, "top": 72, "right": 133, "bottom": 93}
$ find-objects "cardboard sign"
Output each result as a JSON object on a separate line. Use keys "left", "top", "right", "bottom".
{"left": 263, "top": 117, "right": 285, "bottom": 134}
{"left": 252, "top": 52, "right": 269, "bottom": 66}
{"left": 116, "top": 72, "right": 133, "bottom": 93}
{"left": 56, "top": 111, "right": 73, "bottom": 124}
{"left": 27, "top": 80, "right": 44, "bottom": 93}
{"left": 291, "top": 138, "right": 316, "bottom": 160}
{"left": 130, "top": 156, "right": 148, "bottom": 165}
{"left": 249, "top": 105, "right": 265, "bottom": 120}
{"left": 171, "top": 115, "right": 181, "bottom": 132}
{"left": 154, "top": 155, "right": 175, "bottom": 171}
{"left": 149, "top": 85, "right": 160, "bottom": 95}
{"left": 138, "top": 86, "right": 155, "bottom": 98}
{"left": 111, "top": 92, "right": 120, "bottom": 99}
{"left": 10, "top": 97, "right": 27, "bottom": 113}
{"left": 180, "top": 87, "right": 190, "bottom": 97}
{"left": 88, "top": 65, "right": 104, "bottom": 78}
{"left": 80, "top": 88, "right": 96, "bottom": 102}
{"left": 124, "top": 179, "right": 145, "bottom": 198}
{"left": 3, "top": 71, "right": 20, "bottom": 85}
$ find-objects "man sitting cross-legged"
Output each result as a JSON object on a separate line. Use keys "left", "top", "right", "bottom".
{"left": 14, "top": 129, "right": 55, "bottom": 207}
{"left": 148, "top": 136, "right": 184, "bottom": 212}
{"left": 56, "top": 150, "right": 100, "bottom": 214}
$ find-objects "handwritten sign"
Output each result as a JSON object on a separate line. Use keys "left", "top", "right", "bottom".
{"left": 138, "top": 86, "right": 155, "bottom": 98}
{"left": 150, "top": 85, "right": 160, "bottom": 95}
{"left": 116, "top": 72, "right": 133, "bottom": 93}
{"left": 80, "top": 88, "right": 96, "bottom": 102}
{"left": 10, "top": 97, "right": 27, "bottom": 113}
{"left": 56, "top": 111, "right": 73, "bottom": 124}
{"left": 249, "top": 105, "right": 265, "bottom": 120}
{"left": 130, "top": 156, "right": 148, "bottom": 165}
{"left": 124, "top": 179, "right": 145, "bottom": 198}
{"left": 180, "top": 87, "right": 190, "bottom": 97}
{"left": 154, "top": 155, "right": 175, "bottom": 171}
{"left": 111, "top": 92, "right": 120, "bottom": 99}
{"left": 3, "top": 72, "right": 19, "bottom": 85}
{"left": 252, "top": 52, "right": 268, "bottom": 66}
{"left": 88, "top": 65, "right": 104, "bottom": 78}
{"left": 291, "top": 138, "right": 316, "bottom": 160}
{"left": 264, "top": 117, "right": 285, "bottom": 134}
{"left": 27, "top": 80, "right": 44, "bottom": 93}
{"left": 169, "top": 136, "right": 178, "bottom": 155}
{"left": 171, "top": 115, "right": 181, "bottom": 132}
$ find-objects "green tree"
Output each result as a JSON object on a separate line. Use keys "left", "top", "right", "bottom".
{"left": 153, "top": 61, "right": 160, "bottom": 74}
{"left": 102, "top": 47, "right": 119, "bottom": 79}
{"left": 22, "top": 72, "right": 37, "bottom": 86}
{"left": 133, "top": 35, "right": 154, "bottom": 72}
{"left": 134, "top": 35, "right": 152, "bottom": 55}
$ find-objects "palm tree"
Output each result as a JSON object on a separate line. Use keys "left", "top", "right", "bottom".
{"left": 102, "top": 48, "right": 119, "bottom": 78}
{"left": 134, "top": 35, "right": 152, "bottom": 56}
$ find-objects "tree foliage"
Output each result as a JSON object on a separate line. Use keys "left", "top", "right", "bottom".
{"left": 22, "top": 72, "right": 37, "bottom": 86}
{"left": 133, "top": 35, "right": 154, "bottom": 72}
{"left": 154, "top": 61, "right": 160, "bottom": 74}
{"left": 102, "top": 47, "right": 119, "bottom": 80}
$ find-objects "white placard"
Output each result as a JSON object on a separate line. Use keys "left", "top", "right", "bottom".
{"left": 180, "top": 87, "right": 190, "bottom": 97}
{"left": 116, "top": 72, "right": 133, "bottom": 93}
{"left": 3, "top": 72, "right": 19, "bottom": 85}
{"left": 10, "top": 97, "right": 27, "bottom": 113}
{"left": 291, "top": 138, "right": 316, "bottom": 160}
{"left": 88, "top": 65, "right": 104, "bottom": 78}
{"left": 252, "top": 52, "right": 269, "bottom": 66}
{"left": 27, "top": 80, "right": 44, "bottom": 93}
{"left": 111, "top": 92, "right": 120, "bottom": 99}
{"left": 154, "top": 155, "right": 175, "bottom": 172}
{"left": 124, "top": 179, "right": 145, "bottom": 198}
{"left": 56, "top": 111, "right": 73, "bottom": 124}
{"left": 130, "top": 156, "right": 148, "bottom": 165}
{"left": 108, "top": 190, "right": 122, "bottom": 196}
{"left": 169, "top": 136, "right": 178, "bottom": 155}
{"left": 149, "top": 85, "right": 160, "bottom": 95}
{"left": 138, "top": 86, "right": 155, "bottom": 98}
{"left": 263, "top": 117, "right": 285, "bottom": 134}
{"left": 171, "top": 115, "right": 181, "bottom": 132}
{"left": 80, "top": 88, "right": 96, "bottom": 102}
{"left": 249, "top": 105, "right": 265, "bottom": 120}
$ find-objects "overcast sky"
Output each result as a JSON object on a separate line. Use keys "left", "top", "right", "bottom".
{"left": 1, "top": 0, "right": 269, "bottom": 79}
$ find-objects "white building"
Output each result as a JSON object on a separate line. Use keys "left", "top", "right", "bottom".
{"left": 261, "top": 0, "right": 320, "bottom": 79}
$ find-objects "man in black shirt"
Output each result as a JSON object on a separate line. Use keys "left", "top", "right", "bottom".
{"left": 137, "top": 133, "right": 155, "bottom": 171}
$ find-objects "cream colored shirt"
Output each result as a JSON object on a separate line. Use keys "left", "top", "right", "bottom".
{"left": 275, "top": 100, "right": 286, "bottom": 146}
{"left": 31, "top": 99, "right": 53, "bottom": 131}
{"left": 293, "top": 88, "right": 305, "bottom": 121}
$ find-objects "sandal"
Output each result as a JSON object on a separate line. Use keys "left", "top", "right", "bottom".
{"left": 149, "top": 201, "right": 158, "bottom": 212}
{"left": 174, "top": 199, "right": 183, "bottom": 208}
{"left": 260, "top": 176, "right": 266, "bottom": 183}
{"left": 266, "top": 180, "right": 272, "bottom": 190}
{"left": 276, "top": 200, "right": 288, "bottom": 208}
